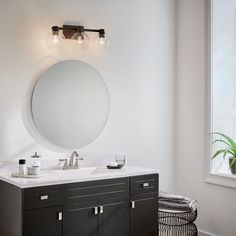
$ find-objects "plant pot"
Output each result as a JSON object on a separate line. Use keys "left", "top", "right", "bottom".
{"left": 229, "top": 157, "right": 236, "bottom": 174}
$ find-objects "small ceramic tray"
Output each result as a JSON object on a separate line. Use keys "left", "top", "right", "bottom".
{"left": 11, "top": 172, "right": 46, "bottom": 178}
{"left": 107, "top": 165, "right": 123, "bottom": 169}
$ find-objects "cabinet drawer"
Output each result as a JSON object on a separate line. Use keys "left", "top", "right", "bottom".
{"left": 63, "top": 178, "right": 129, "bottom": 203}
{"left": 130, "top": 174, "right": 158, "bottom": 195}
{"left": 23, "top": 186, "right": 62, "bottom": 210}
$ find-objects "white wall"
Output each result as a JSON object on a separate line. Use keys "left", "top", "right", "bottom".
{"left": 176, "top": 0, "right": 236, "bottom": 235}
{"left": 0, "top": 0, "right": 176, "bottom": 191}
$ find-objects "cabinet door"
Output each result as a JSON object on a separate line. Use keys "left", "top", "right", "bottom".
{"left": 98, "top": 197, "right": 129, "bottom": 236}
{"left": 63, "top": 200, "right": 98, "bottom": 236}
{"left": 23, "top": 206, "right": 62, "bottom": 236}
{"left": 130, "top": 193, "right": 158, "bottom": 236}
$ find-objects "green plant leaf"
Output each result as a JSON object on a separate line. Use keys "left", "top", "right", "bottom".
{"left": 212, "top": 139, "right": 230, "bottom": 147}
{"left": 230, "top": 158, "right": 236, "bottom": 167}
{"left": 215, "top": 133, "right": 236, "bottom": 147}
{"left": 223, "top": 149, "right": 234, "bottom": 159}
{"left": 213, "top": 133, "right": 236, "bottom": 155}
{"left": 211, "top": 149, "right": 227, "bottom": 159}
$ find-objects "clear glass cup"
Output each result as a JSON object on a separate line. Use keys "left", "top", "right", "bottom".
{"left": 115, "top": 154, "right": 126, "bottom": 167}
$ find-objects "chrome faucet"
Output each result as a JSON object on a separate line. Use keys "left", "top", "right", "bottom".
{"left": 59, "top": 151, "right": 84, "bottom": 170}
{"left": 69, "top": 151, "right": 79, "bottom": 167}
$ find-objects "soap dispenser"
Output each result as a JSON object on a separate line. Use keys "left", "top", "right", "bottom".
{"left": 30, "top": 152, "right": 41, "bottom": 169}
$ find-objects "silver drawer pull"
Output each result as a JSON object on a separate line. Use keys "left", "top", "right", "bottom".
{"left": 94, "top": 206, "right": 98, "bottom": 215}
{"left": 99, "top": 206, "right": 104, "bottom": 214}
{"left": 131, "top": 201, "right": 135, "bottom": 209}
{"left": 143, "top": 182, "right": 150, "bottom": 188}
{"left": 58, "top": 212, "right": 63, "bottom": 221}
{"left": 40, "top": 195, "right": 49, "bottom": 200}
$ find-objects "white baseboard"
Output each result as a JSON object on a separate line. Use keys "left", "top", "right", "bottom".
{"left": 198, "top": 230, "right": 217, "bottom": 236}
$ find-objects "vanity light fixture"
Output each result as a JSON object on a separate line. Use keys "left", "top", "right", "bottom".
{"left": 46, "top": 25, "right": 110, "bottom": 50}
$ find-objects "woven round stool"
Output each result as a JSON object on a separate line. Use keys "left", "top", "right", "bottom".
{"left": 159, "top": 209, "right": 198, "bottom": 236}
{"left": 159, "top": 222, "right": 198, "bottom": 236}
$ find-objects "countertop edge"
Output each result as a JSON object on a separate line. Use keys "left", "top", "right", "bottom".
{"left": 0, "top": 168, "right": 159, "bottom": 189}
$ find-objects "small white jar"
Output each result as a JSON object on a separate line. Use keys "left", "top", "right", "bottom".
{"left": 28, "top": 166, "right": 40, "bottom": 175}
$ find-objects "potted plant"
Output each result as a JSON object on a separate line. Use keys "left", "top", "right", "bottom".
{"left": 212, "top": 132, "right": 236, "bottom": 174}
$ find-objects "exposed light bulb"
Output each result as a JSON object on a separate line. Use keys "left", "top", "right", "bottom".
{"left": 46, "top": 28, "right": 65, "bottom": 50}
{"left": 52, "top": 35, "right": 59, "bottom": 43}
{"left": 71, "top": 32, "right": 89, "bottom": 49}
{"left": 97, "top": 37, "right": 106, "bottom": 45}
{"left": 76, "top": 34, "right": 84, "bottom": 44}
{"left": 94, "top": 32, "right": 110, "bottom": 50}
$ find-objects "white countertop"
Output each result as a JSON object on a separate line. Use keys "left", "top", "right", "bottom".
{"left": 0, "top": 166, "right": 159, "bottom": 189}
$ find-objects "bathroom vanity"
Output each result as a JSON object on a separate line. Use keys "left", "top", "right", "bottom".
{"left": 0, "top": 167, "right": 159, "bottom": 236}
{"left": 0, "top": 60, "right": 160, "bottom": 235}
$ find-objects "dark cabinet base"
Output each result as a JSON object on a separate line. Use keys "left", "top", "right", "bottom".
{"left": 24, "top": 206, "right": 62, "bottom": 236}
{"left": 98, "top": 197, "right": 130, "bottom": 236}
{"left": 130, "top": 193, "right": 158, "bottom": 236}
{"left": 64, "top": 200, "right": 98, "bottom": 236}
{"left": 0, "top": 174, "right": 159, "bottom": 236}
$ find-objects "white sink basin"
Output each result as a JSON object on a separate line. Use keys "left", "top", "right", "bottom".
{"left": 47, "top": 166, "right": 130, "bottom": 179}
{"left": 49, "top": 167, "right": 97, "bottom": 179}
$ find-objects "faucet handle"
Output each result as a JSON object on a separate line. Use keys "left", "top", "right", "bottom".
{"left": 74, "top": 157, "right": 84, "bottom": 168}
{"left": 59, "top": 158, "right": 68, "bottom": 170}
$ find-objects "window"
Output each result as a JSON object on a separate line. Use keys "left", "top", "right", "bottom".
{"left": 210, "top": 0, "right": 236, "bottom": 179}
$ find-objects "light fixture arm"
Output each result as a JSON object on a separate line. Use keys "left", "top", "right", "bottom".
{"left": 51, "top": 25, "right": 106, "bottom": 39}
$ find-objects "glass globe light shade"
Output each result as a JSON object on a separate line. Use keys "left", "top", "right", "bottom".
{"left": 94, "top": 33, "right": 110, "bottom": 50}
{"left": 71, "top": 32, "right": 89, "bottom": 49}
{"left": 46, "top": 30, "right": 65, "bottom": 50}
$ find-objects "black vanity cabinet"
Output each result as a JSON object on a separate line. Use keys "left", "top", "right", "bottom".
{"left": 0, "top": 174, "right": 158, "bottom": 236}
{"left": 63, "top": 178, "right": 130, "bottom": 236}
{"left": 23, "top": 206, "right": 63, "bottom": 236}
{"left": 22, "top": 185, "right": 63, "bottom": 236}
{"left": 98, "top": 197, "right": 130, "bottom": 236}
{"left": 63, "top": 200, "right": 98, "bottom": 236}
{"left": 130, "top": 174, "right": 159, "bottom": 236}
{"left": 63, "top": 197, "right": 130, "bottom": 236}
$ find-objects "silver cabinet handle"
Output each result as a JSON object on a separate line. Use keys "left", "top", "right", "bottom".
{"left": 131, "top": 201, "right": 135, "bottom": 209}
{"left": 143, "top": 182, "right": 150, "bottom": 188}
{"left": 40, "top": 195, "right": 49, "bottom": 200}
{"left": 58, "top": 212, "right": 63, "bottom": 221}
{"left": 99, "top": 206, "right": 104, "bottom": 214}
{"left": 94, "top": 206, "right": 98, "bottom": 215}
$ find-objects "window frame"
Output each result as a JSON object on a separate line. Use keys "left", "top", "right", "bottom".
{"left": 205, "top": 0, "right": 236, "bottom": 188}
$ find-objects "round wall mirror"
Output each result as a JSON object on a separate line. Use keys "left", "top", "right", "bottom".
{"left": 30, "top": 60, "right": 109, "bottom": 150}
